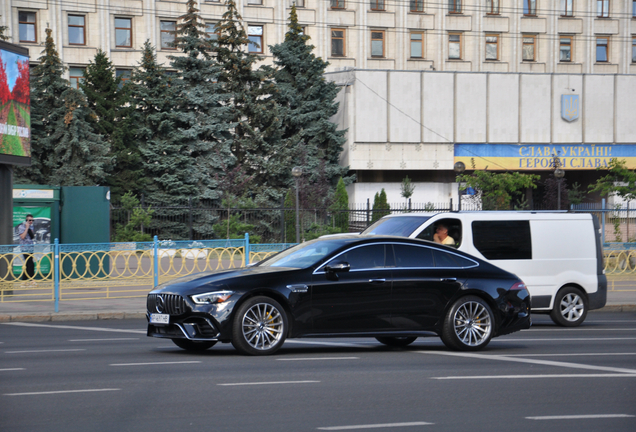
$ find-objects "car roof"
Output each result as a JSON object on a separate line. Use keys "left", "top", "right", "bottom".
{"left": 379, "top": 211, "right": 591, "bottom": 221}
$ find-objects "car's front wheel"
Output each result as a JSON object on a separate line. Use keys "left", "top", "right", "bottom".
{"left": 441, "top": 296, "right": 494, "bottom": 351}
{"left": 232, "top": 296, "right": 288, "bottom": 356}
{"left": 171, "top": 339, "right": 217, "bottom": 351}
{"left": 375, "top": 337, "right": 417, "bottom": 347}
{"left": 550, "top": 286, "right": 588, "bottom": 327}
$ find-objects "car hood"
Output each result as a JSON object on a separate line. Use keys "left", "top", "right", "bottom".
{"left": 150, "top": 265, "right": 297, "bottom": 295}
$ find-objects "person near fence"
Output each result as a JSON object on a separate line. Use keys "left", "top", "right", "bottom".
{"left": 17, "top": 214, "right": 35, "bottom": 281}
{"left": 433, "top": 223, "right": 455, "bottom": 246}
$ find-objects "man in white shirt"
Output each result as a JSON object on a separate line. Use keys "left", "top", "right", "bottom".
{"left": 433, "top": 223, "right": 455, "bottom": 246}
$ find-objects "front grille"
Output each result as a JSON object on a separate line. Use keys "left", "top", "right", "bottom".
{"left": 147, "top": 294, "right": 189, "bottom": 315}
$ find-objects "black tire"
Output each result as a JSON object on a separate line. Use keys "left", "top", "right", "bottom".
{"left": 375, "top": 337, "right": 417, "bottom": 347}
{"left": 550, "top": 286, "right": 588, "bottom": 327}
{"left": 441, "top": 296, "right": 494, "bottom": 351}
{"left": 231, "top": 296, "right": 288, "bottom": 356}
{"left": 171, "top": 339, "right": 217, "bottom": 351}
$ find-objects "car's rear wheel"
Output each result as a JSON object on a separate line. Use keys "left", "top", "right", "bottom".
{"left": 171, "top": 339, "right": 217, "bottom": 351}
{"left": 375, "top": 337, "right": 417, "bottom": 347}
{"left": 550, "top": 286, "right": 588, "bottom": 327}
{"left": 232, "top": 296, "right": 287, "bottom": 356}
{"left": 441, "top": 296, "right": 494, "bottom": 351}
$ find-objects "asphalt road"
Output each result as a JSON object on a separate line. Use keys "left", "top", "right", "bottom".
{"left": 1, "top": 313, "right": 635, "bottom": 432}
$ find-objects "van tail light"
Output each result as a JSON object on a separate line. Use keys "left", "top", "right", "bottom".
{"left": 510, "top": 282, "right": 527, "bottom": 291}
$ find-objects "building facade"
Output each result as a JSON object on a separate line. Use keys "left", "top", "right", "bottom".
{"left": 2, "top": 0, "right": 636, "bottom": 204}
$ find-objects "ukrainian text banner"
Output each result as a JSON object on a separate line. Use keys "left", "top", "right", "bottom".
{"left": 454, "top": 144, "right": 636, "bottom": 170}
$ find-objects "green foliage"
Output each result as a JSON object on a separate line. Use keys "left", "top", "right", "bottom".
{"left": 0, "top": 26, "right": 8, "bottom": 41}
{"left": 458, "top": 166, "right": 539, "bottom": 210}
{"left": 400, "top": 176, "right": 415, "bottom": 200}
{"left": 330, "top": 177, "right": 349, "bottom": 231}
{"left": 372, "top": 189, "right": 391, "bottom": 222}
{"left": 284, "top": 189, "right": 297, "bottom": 243}
{"left": 303, "top": 223, "right": 348, "bottom": 241}
{"left": 568, "top": 182, "right": 586, "bottom": 205}
{"left": 589, "top": 158, "right": 636, "bottom": 202}
{"left": 114, "top": 192, "right": 154, "bottom": 242}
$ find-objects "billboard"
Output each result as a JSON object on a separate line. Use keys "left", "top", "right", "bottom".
{"left": 0, "top": 40, "right": 30, "bottom": 166}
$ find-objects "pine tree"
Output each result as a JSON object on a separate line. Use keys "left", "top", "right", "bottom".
{"left": 80, "top": 50, "right": 122, "bottom": 137}
{"left": 372, "top": 189, "right": 390, "bottom": 222}
{"left": 330, "top": 177, "right": 349, "bottom": 232}
{"left": 269, "top": 6, "right": 350, "bottom": 190}
{"left": 169, "top": 0, "right": 233, "bottom": 204}
{"left": 213, "top": 0, "right": 285, "bottom": 204}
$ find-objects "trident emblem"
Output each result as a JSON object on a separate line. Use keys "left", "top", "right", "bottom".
{"left": 561, "top": 95, "right": 579, "bottom": 122}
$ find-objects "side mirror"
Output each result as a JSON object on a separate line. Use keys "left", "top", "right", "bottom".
{"left": 324, "top": 261, "right": 351, "bottom": 273}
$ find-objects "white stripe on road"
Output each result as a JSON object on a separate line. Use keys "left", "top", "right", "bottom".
{"left": 5, "top": 349, "right": 85, "bottom": 354}
{"left": 218, "top": 380, "right": 320, "bottom": 386}
{"left": 70, "top": 338, "right": 139, "bottom": 342}
{"left": 527, "top": 414, "right": 635, "bottom": 420}
{"left": 421, "top": 351, "right": 636, "bottom": 374}
{"left": 4, "top": 388, "right": 120, "bottom": 396}
{"left": 2, "top": 322, "right": 145, "bottom": 334}
{"left": 285, "top": 340, "right": 371, "bottom": 348}
{"left": 317, "top": 422, "right": 434, "bottom": 430}
{"left": 277, "top": 357, "right": 359, "bottom": 361}
{"left": 432, "top": 374, "right": 636, "bottom": 380}
{"left": 494, "top": 337, "right": 636, "bottom": 342}
{"left": 505, "top": 352, "right": 636, "bottom": 357}
{"left": 0, "top": 368, "right": 25, "bottom": 372}
{"left": 527, "top": 328, "right": 636, "bottom": 332}
{"left": 110, "top": 361, "right": 201, "bottom": 366}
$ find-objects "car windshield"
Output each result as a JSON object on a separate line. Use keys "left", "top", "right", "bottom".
{"left": 257, "top": 239, "right": 347, "bottom": 269}
{"left": 362, "top": 216, "right": 431, "bottom": 237}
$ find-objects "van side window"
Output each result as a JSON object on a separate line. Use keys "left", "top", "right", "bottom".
{"left": 472, "top": 221, "right": 532, "bottom": 260}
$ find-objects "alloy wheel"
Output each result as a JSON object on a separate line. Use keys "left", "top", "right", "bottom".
{"left": 241, "top": 302, "right": 284, "bottom": 351}
{"left": 453, "top": 301, "right": 492, "bottom": 347}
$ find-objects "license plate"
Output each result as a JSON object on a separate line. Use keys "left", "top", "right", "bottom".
{"left": 150, "top": 313, "right": 169, "bottom": 324}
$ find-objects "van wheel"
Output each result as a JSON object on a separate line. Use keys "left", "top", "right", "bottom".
{"left": 441, "top": 296, "right": 494, "bottom": 351}
{"left": 550, "top": 287, "right": 588, "bottom": 327}
{"left": 375, "top": 337, "right": 417, "bottom": 347}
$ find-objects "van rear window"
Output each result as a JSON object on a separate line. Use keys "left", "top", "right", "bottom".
{"left": 472, "top": 221, "right": 532, "bottom": 260}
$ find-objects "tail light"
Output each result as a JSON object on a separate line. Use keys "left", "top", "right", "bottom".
{"left": 510, "top": 281, "right": 527, "bottom": 291}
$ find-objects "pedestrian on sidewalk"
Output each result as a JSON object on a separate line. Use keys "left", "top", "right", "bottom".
{"left": 17, "top": 214, "right": 35, "bottom": 282}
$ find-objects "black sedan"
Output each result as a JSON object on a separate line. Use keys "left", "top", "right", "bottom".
{"left": 147, "top": 235, "right": 531, "bottom": 355}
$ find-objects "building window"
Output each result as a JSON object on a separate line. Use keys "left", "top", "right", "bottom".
{"left": 410, "top": 0, "right": 424, "bottom": 12}
{"left": 449, "top": 0, "right": 462, "bottom": 14}
{"left": 206, "top": 23, "right": 219, "bottom": 42}
{"left": 522, "top": 36, "right": 536, "bottom": 61}
{"left": 410, "top": 32, "right": 424, "bottom": 58}
{"left": 524, "top": 0, "right": 537, "bottom": 16}
{"left": 292, "top": 0, "right": 305, "bottom": 6}
{"left": 559, "top": 36, "right": 572, "bottom": 62}
{"left": 485, "top": 34, "right": 499, "bottom": 60}
{"left": 115, "top": 18, "right": 132, "bottom": 48}
{"left": 331, "top": 0, "right": 345, "bottom": 9}
{"left": 19, "top": 12, "right": 37, "bottom": 43}
{"left": 247, "top": 0, "right": 263, "bottom": 5}
{"left": 596, "top": 37, "right": 609, "bottom": 62}
{"left": 69, "top": 67, "right": 84, "bottom": 89}
{"left": 68, "top": 15, "right": 86, "bottom": 45}
{"left": 486, "top": 0, "right": 500, "bottom": 14}
{"left": 597, "top": 0, "right": 609, "bottom": 17}
{"left": 633, "top": 0, "right": 636, "bottom": 17}
{"left": 449, "top": 33, "right": 461, "bottom": 59}
{"left": 160, "top": 20, "right": 176, "bottom": 49}
{"left": 331, "top": 28, "right": 345, "bottom": 56}
{"left": 371, "top": 30, "right": 385, "bottom": 58}
{"left": 248, "top": 25, "right": 263, "bottom": 53}
{"left": 633, "top": 37, "right": 636, "bottom": 63}
{"left": 561, "top": 0, "right": 573, "bottom": 16}
{"left": 116, "top": 69, "right": 132, "bottom": 88}
{"left": 370, "top": 0, "right": 385, "bottom": 11}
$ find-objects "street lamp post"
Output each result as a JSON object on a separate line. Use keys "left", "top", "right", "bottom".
{"left": 552, "top": 155, "right": 565, "bottom": 210}
{"left": 454, "top": 161, "right": 466, "bottom": 211}
{"left": 292, "top": 167, "right": 302, "bottom": 243}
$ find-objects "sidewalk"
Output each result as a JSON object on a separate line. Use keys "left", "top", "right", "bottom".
{"left": 0, "top": 287, "right": 634, "bottom": 323}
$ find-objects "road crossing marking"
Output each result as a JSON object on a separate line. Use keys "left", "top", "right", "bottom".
{"left": 526, "top": 414, "right": 635, "bottom": 420}
{"left": 432, "top": 374, "right": 636, "bottom": 380}
{"left": 5, "top": 349, "right": 85, "bottom": 354}
{"left": 317, "top": 422, "right": 434, "bottom": 430}
{"left": 218, "top": 380, "right": 320, "bottom": 386}
{"left": 2, "top": 322, "right": 145, "bottom": 334}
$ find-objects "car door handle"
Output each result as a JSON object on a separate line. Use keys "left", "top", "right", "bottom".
{"left": 369, "top": 279, "right": 386, "bottom": 283}
{"left": 441, "top": 278, "right": 457, "bottom": 283}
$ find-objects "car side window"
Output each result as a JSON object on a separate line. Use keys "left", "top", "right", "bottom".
{"left": 432, "top": 249, "right": 476, "bottom": 268}
{"left": 472, "top": 220, "right": 532, "bottom": 260}
{"left": 392, "top": 244, "right": 435, "bottom": 268}
{"left": 416, "top": 218, "right": 462, "bottom": 248}
{"left": 329, "top": 244, "right": 386, "bottom": 270}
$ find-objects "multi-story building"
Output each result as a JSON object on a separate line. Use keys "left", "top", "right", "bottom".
{"left": 2, "top": 0, "right": 636, "bottom": 205}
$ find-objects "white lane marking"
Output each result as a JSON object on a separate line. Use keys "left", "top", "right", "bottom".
{"left": 4, "top": 388, "right": 120, "bottom": 396}
{"left": 218, "top": 380, "right": 320, "bottom": 386}
{"left": 277, "top": 357, "right": 359, "bottom": 361}
{"left": 505, "top": 352, "right": 636, "bottom": 358}
{"left": 1, "top": 322, "right": 145, "bottom": 334}
{"left": 527, "top": 328, "right": 636, "bottom": 332}
{"left": 494, "top": 337, "right": 636, "bottom": 342}
{"left": 527, "top": 414, "right": 635, "bottom": 420}
{"left": 317, "top": 422, "right": 434, "bottom": 430}
{"left": 421, "top": 351, "right": 636, "bottom": 374}
{"left": 5, "top": 349, "right": 85, "bottom": 354}
{"left": 432, "top": 374, "right": 636, "bottom": 380}
{"left": 0, "top": 368, "right": 25, "bottom": 372}
{"left": 70, "top": 338, "right": 139, "bottom": 342}
{"left": 110, "top": 361, "right": 201, "bottom": 366}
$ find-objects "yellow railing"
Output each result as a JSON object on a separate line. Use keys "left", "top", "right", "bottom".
{"left": 0, "top": 247, "right": 633, "bottom": 304}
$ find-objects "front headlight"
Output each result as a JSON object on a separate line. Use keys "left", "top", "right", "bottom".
{"left": 191, "top": 291, "right": 234, "bottom": 305}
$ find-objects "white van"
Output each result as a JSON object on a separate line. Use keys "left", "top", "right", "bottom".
{"left": 362, "top": 212, "right": 607, "bottom": 327}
